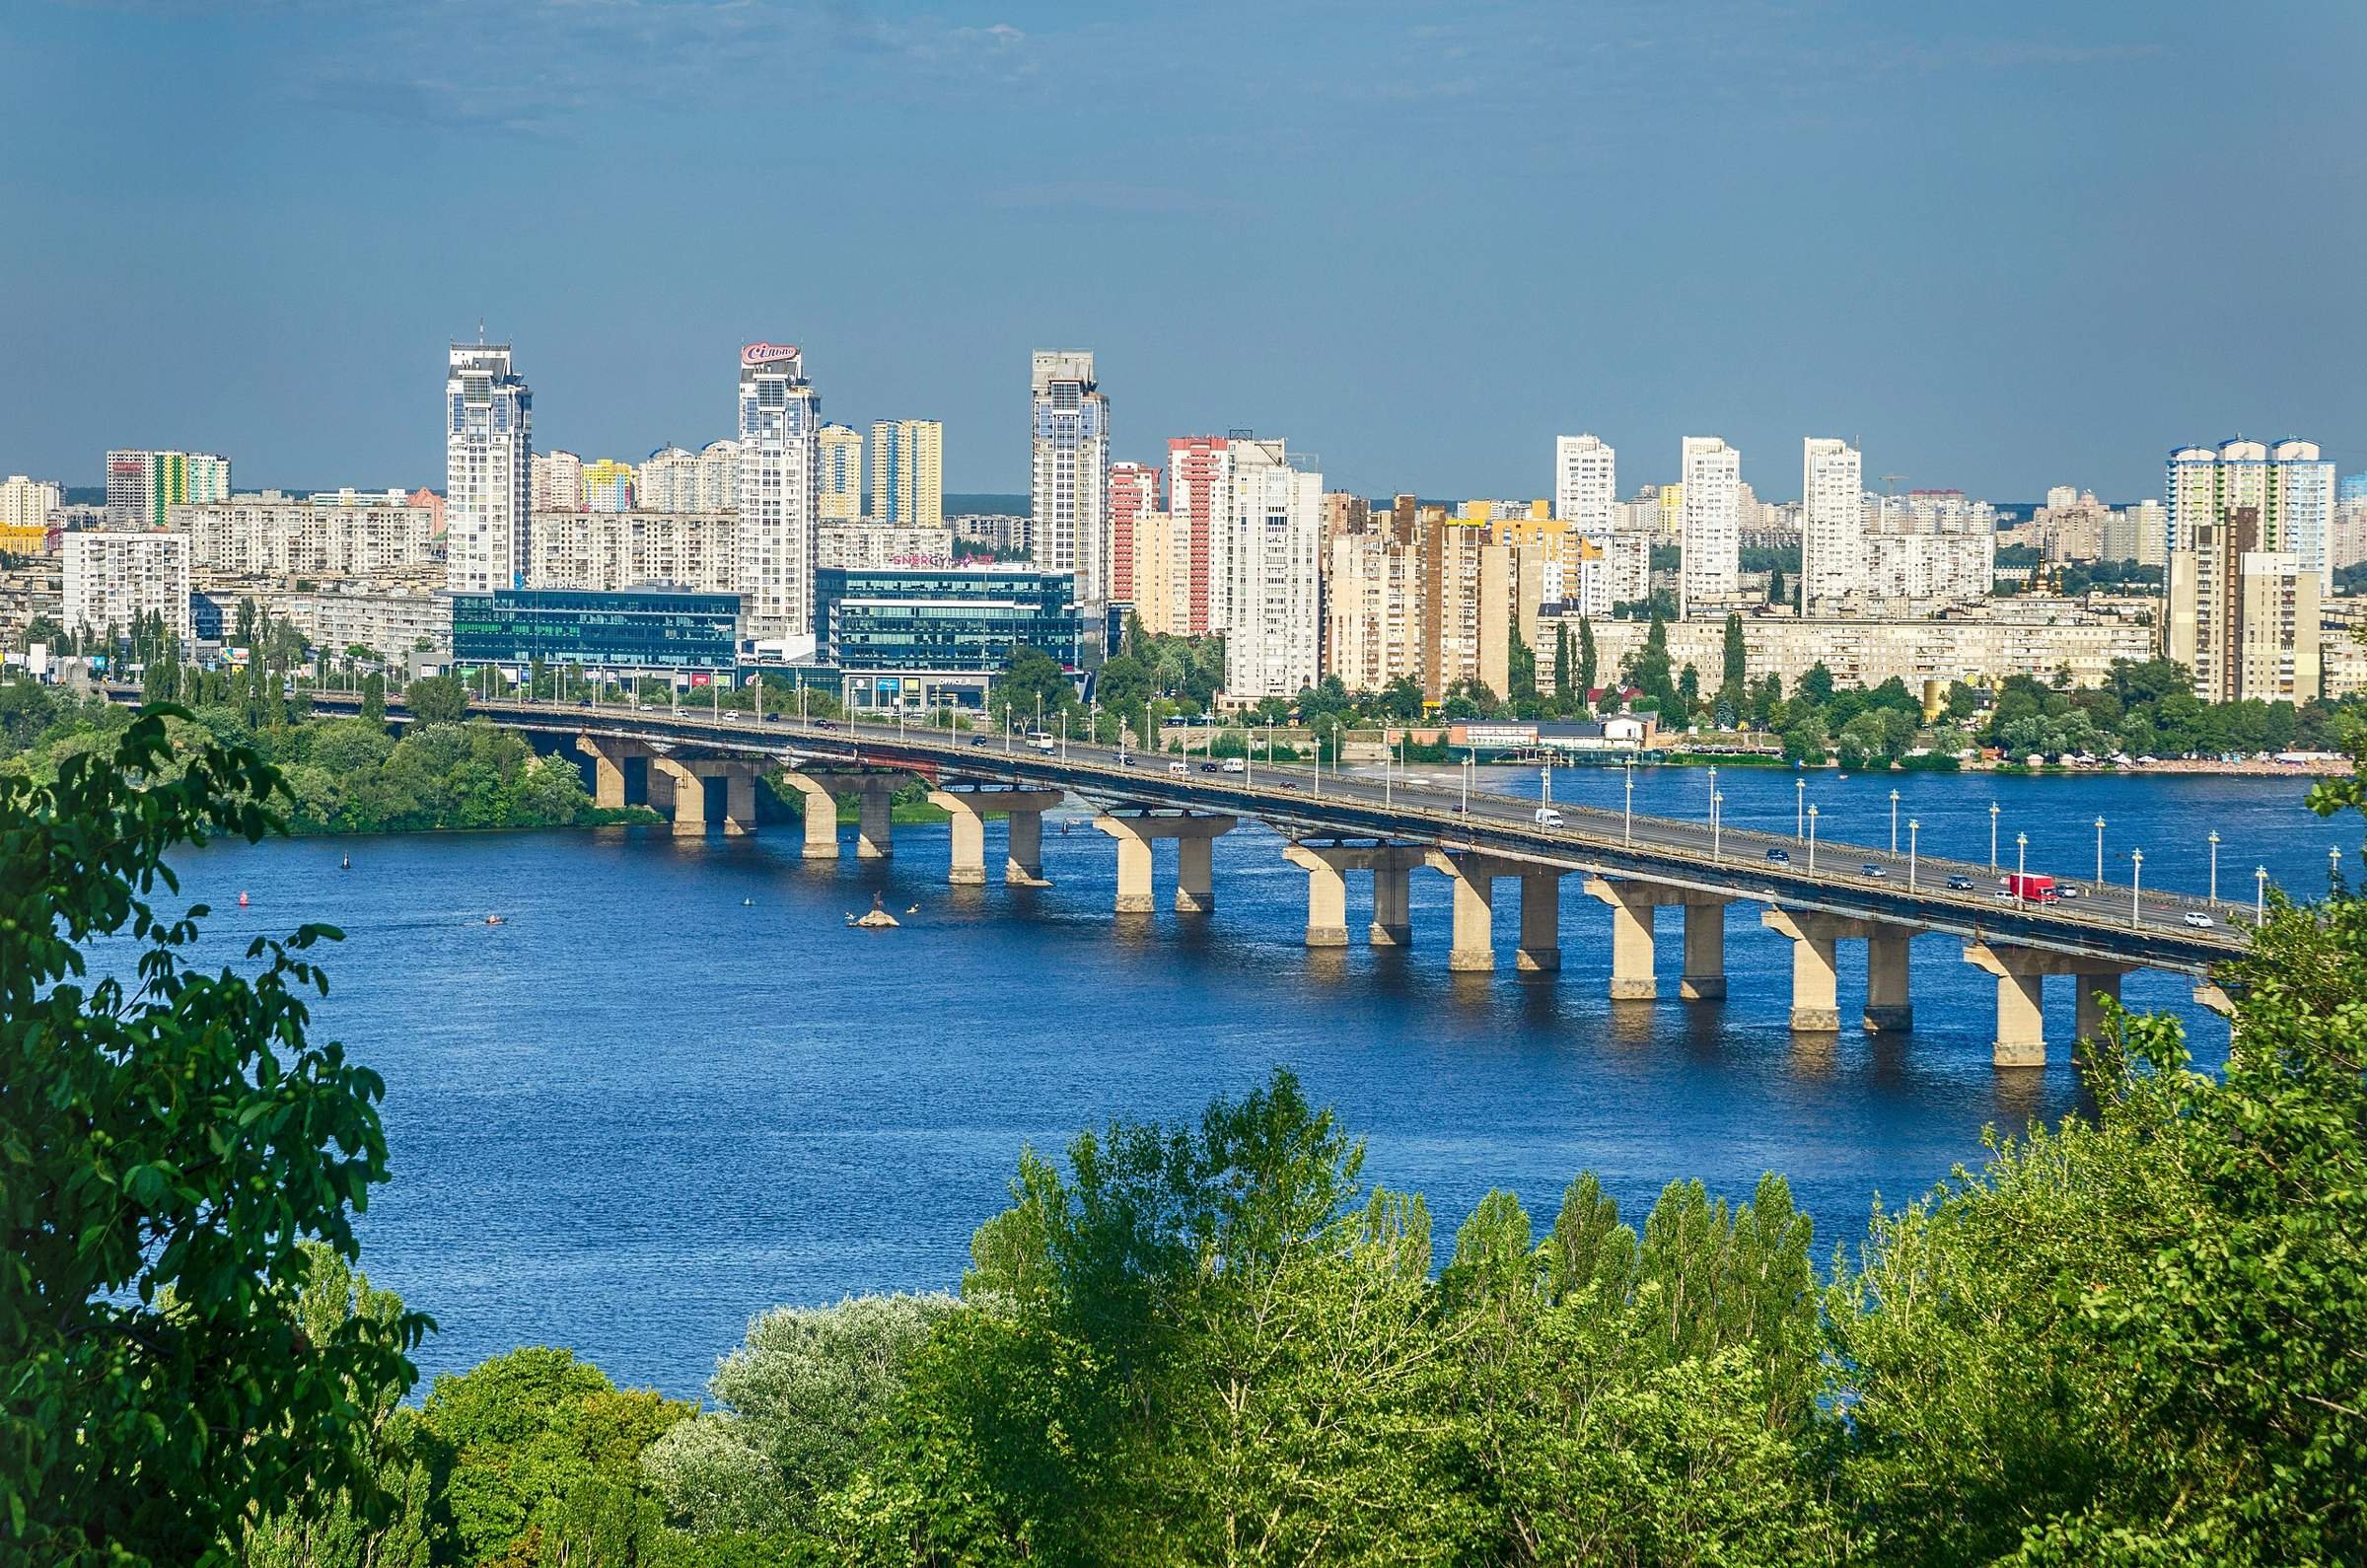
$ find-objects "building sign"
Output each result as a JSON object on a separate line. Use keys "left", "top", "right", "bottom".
{"left": 1453, "top": 722, "right": 1539, "bottom": 749}
{"left": 740, "top": 342, "right": 801, "bottom": 368}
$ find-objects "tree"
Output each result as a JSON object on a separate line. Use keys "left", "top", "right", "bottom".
{"left": 1, "top": 710, "right": 428, "bottom": 1563}
{"left": 1552, "top": 622, "right": 1573, "bottom": 703}
{"left": 360, "top": 671, "right": 387, "bottom": 724}
{"left": 1766, "top": 564, "right": 1787, "bottom": 606}
{"left": 1507, "top": 625, "right": 1538, "bottom": 701}
{"left": 992, "top": 646, "right": 1075, "bottom": 729}
{"left": 1721, "top": 611, "right": 1747, "bottom": 688}
{"left": 1798, "top": 661, "right": 1836, "bottom": 707}
{"left": 403, "top": 674, "right": 470, "bottom": 725}
{"left": 1576, "top": 616, "right": 1598, "bottom": 703}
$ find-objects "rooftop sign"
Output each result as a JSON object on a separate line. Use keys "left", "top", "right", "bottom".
{"left": 741, "top": 342, "right": 801, "bottom": 369}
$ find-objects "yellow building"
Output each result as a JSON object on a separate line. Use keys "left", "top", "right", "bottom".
{"left": 818, "top": 425, "right": 864, "bottom": 522}
{"left": 1656, "top": 484, "right": 1685, "bottom": 542}
{"left": 580, "top": 459, "right": 637, "bottom": 512}
{"left": 869, "top": 419, "right": 944, "bottom": 526}
{"left": 1129, "top": 510, "right": 1191, "bottom": 636}
{"left": 2, "top": 474, "right": 61, "bottom": 552}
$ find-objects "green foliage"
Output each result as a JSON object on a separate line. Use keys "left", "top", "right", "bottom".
{"left": 404, "top": 675, "right": 471, "bottom": 726}
{"left": 1, "top": 709, "right": 427, "bottom": 1564}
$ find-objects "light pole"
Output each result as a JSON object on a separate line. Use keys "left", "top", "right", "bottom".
{"left": 2015, "top": 831, "right": 2028, "bottom": 901}
{"left": 2207, "top": 829, "right": 2219, "bottom": 901}
{"left": 1907, "top": 818, "right": 1920, "bottom": 891}
{"left": 1795, "top": 777, "right": 1805, "bottom": 839}
{"left": 1623, "top": 759, "right": 1634, "bottom": 845}
{"left": 1807, "top": 804, "right": 1820, "bottom": 871}
{"left": 2131, "top": 848, "right": 2144, "bottom": 927}
{"left": 2094, "top": 816, "right": 2106, "bottom": 885}
{"left": 2256, "top": 865, "right": 2267, "bottom": 924}
{"left": 1712, "top": 790, "right": 1725, "bottom": 862}
{"left": 1461, "top": 751, "right": 1472, "bottom": 813}
{"left": 1060, "top": 710, "right": 1068, "bottom": 762}
{"left": 1889, "top": 788, "right": 1901, "bottom": 853}
{"left": 2331, "top": 846, "right": 2343, "bottom": 894}
{"left": 1989, "top": 802, "right": 2000, "bottom": 870}
{"left": 1707, "top": 765, "right": 1718, "bottom": 822}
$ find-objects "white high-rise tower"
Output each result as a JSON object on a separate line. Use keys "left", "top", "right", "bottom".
{"left": 1800, "top": 437, "right": 1863, "bottom": 609}
{"left": 737, "top": 342, "right": 822, "bottom": 639}
{"left": 1030, "top": 351, "right": 1110, "bottom": 608}
{"left": 1679, "top": 436, "right": 1741, "bottom": 614}
{"left": 445, "top": 342, "right": 532, "bottom": 595}
{"left": 1553, "top": 434, "right": 1617, "bottom": 531}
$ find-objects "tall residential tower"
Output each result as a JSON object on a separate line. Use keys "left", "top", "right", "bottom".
{"left": 444, "top": 343, "right": 532, "bottom": 595}
{"left": 870, "top": 418, "right": 944, "bottom": 527}
{"left": 1030, "top": 351, "right": 1110, "bottom": 608}
{"left": 738, "top": 342, "right": 823, "bottom": 639}
{"left": 1678, "top": 436, "right": 1742, "bottom": 614}
{"left": 1552, "top": 434, "right": 1616, "bottom": 531}
{"left": 1800, "top": 437, "right": 1863, "bottom": 609}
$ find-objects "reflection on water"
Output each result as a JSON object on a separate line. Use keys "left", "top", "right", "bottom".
{"left": 134, "top": 767, "right": 2291, "bottom": 1395}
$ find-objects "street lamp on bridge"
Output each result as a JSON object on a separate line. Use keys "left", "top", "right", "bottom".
{"left": 2207, "top": 829, "right": 2219, "bottom": 901}
{"left": 1623, "top": 758, "right": 1635, "bottom": 846}
{"left": 1807, "top": 804, "right": 1820, "bottom": 872}
{"left": 1706, "top": 765, "right": 1717, "bottom": 823}
{"left": 1889, "top": 788, "right": 1901, "bottom": 853}
{"left": 1795, "top": 776, "right": 1805, "bottom": 839}
{"left": 2094, "top": 816, "right": 2106, "bottom": 885}
{"left": 2331, "top": 845, "right": 2343, "bottom": 894}
{"left": 2015, "top": 830, "right": 2028, "bottom": 901}
{"left": 1989, "top": 802, "right": 2000, "bottom": 870}
{"left": 1907, "top": 818, "right": 1920, "bottom": 891}
{"left": 2257, "top": 865, "right": 2268, "bottom": 925}
{"left": 2131, "top": 848, "right": 2144, "bottom": 928}
{"left": 1712, "top": 790, "right": 1725, "bottom": 863}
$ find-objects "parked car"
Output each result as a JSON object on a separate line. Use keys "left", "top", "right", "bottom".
{"left": 1861, "top": 863, "right": 1887, "bottom": 879}
{"left": 1765, "top": 847, "right": 1790, "bottom": 864}
{"left": 1946, "top": 874, "right": 1974, "bottom": 891}
{"left": 2183, "top": 911, "right": 2215, "bottom": 928}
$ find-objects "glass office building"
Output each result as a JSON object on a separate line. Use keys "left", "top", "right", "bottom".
{"left": 813, "top": 567, "right": 1079, "bottom": 710}
{"left": 450, "top": 588, "right": 740, "bottom": 674}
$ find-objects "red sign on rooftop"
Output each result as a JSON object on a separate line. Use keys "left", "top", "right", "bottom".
{"left": 740, "top": 342, "right": 801, "bottom": 368}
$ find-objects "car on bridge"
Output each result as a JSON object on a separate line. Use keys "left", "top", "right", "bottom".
{"left": 1535, "top": 807, "right": 1565, "bottom": 827}
{"left": 1765, "top": 847, "right": 1790, "bottom": 863}
{"left": 1946, "top": 874, "right": 1975, "bottom": 891}
{"left": 2183, "top": 911, "right": 2215, "bottom": 928}
{"left": 1861, "top": 863, "right": 1886, "bottom": 879}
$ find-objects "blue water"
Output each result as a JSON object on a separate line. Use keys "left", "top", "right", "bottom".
{"left": 149, "top": 763, "right": 2355, "bottom": 1397}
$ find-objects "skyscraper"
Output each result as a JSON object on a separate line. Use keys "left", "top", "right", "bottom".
{"left": 2271, "top": 439, "right": 2335, "bottom": 593}
{"left": 581, "top": 459, "right": 636, "bottom": 513}
{"left": 1167, "top": 436, "right": 1232, "bottom": 637}
{"left": 1800, "top": 437, "right": 1862, "bottom": 609}
{"left": 870, "top": 419, "right": 944, "bottom": 526}
{"left": 817, "top": 425, "right": 863, "bottom": 522}
{"left": 2166, "top": 437, "right": 2335, "bottom": 591}
{"left": 1679, "top": 437, "right": 1741, "bottom": 614}
{"left": 1219, "top": 439, "right": 1324, "bottom": 700}
{"left": 1030, "top": 351, "right": 1110, "bottom": 607}
{"left": 444, "top": 343, "right": 532, "bottom": 595}
{"left": 105, "top": 450, "right": 231, "bottom": 529}
{"left": 737, "top": 342, "right": 823, "bottom": 639}
{"left": 1107, "top": 461, "right": 1162, "bottom": 605}
{"left": 1552, "top": 434, "right": 1616, "bottom": 530}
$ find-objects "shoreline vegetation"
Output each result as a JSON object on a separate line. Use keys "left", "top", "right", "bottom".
{"left": 11, "top": 706, "right": 2367, "bottom": 1564}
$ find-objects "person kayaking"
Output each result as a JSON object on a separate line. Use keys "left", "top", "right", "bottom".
{"left": 484, "top": 913, "right": 505, "bottom": 926}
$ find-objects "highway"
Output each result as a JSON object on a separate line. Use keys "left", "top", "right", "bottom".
{"left": 332, "top": 690, "right": 2251, "bottom": 977}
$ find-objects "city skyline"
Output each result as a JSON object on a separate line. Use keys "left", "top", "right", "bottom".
{"left": 5, "top": 1, "right": 2363, "bottom": 499}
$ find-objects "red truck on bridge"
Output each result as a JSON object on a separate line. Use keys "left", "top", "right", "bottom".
{"left": 2004, "top": 873, "right": 2059, "bottom": 903}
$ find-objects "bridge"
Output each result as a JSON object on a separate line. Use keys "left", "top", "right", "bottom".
{"left": 310, "top": 690, "right": 2253, "bottom": 1068}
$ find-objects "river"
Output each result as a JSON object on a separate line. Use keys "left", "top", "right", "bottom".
{"left": 155, "top": 762, "right": 2356, "bottom": 1397}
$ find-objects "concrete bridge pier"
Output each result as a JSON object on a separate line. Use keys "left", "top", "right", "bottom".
{"left": 1962, "top": 943, "right": 2130, "bottom": 1067}
{"left": 1584, "top": 879, "right": 1729, "bottom": 1001}
{"left": 1681, "top": 902, "right": 1728, "bottom": 1000}
{"left": 1094, "top": 814, "right": 1237, "bottom": 915}
{"left": 1282, "top": 844, "right": 1354, "bottom": 947}
{"left": 773, "top": 772, "right": 841, "bottom": 859}
{"left": 928, "top": 789, "right": 1064, "bottom": 886}
{"left": 1760, "top": 908, "right": 1844, "bottom": 1033}
{"left": 1426, "top": 850, "right": 1519, "bottom": 972}
{"left": 853, "top": 779, "right": 896, "bottom": 859}
{"left": 1865, "top": 932, "right": 1913, "bottom": 1033}
{"left": 647, "top": 756, "right": 706, "bottom": 837}
{"left": 574, "top": 735, "right": 628, "bottom": 810}
{"left": 1370, "top": 850, "right": 1419, "bottom": 946}
{"left": 1517, "top": 870, "right": 1562, "bottom": 973}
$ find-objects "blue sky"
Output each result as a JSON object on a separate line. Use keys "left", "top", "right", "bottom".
{"left": 4, "top": 0, "right": 2362, "bottom": 500}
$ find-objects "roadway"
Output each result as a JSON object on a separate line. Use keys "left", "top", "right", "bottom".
{"left": 337, "top": 690, "right": 2250, "bottom": 976}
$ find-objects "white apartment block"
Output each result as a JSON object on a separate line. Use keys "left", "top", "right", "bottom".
{"left": 2167, "top": 513, "right": 2322, "bottom": 704}
{"left": 1566, "top": 531, "right": 1650, "bottom": 618}
{"left": 1862, "top": 532, "right": 1993, "bottom": 606}
{"left": 1219, "top": 439, "right": 1323, "bottom": 700}
{"left": 2168, "top": 437, "right": 2335, "bottom": 590}
{"left": 279, "top": 586, "right": 453, "bottom": 666}
{"left": 1679, "top": 437, "right": 1742, "bottom": 613}
{"left": 1, "top": 475, "right": 62, "bottom": 540}
{"left": 637, "top": 442, "right": 744, "bottom": 515}
{"left": 530, "top": 449, "right": 583, "bottom": 512}
{"left": 173, "top": 491, "right": 438, "bottom": 577}
{"left": 1800, "top": 437, "right": 1862, "bottom": 608}
{"left": 527, "top": 510, "right": 740, "bottom": 595}
{"left": 737, "top": 342, "right": 822, "bottom": 638}
{"left": 1030, "top": 350, "right": 1110, "bottom": 607}
{"left": 444, "top": 343, "right": 533, "bottom": 595}
{"left": 1552, "top": 434, "right": 1616, "bottom": 530}
{"left": 819, "top": 521, "right": 956, "bottom": 571}
{"left": 1557, "top": 608, "right": 2154, "bottom": 697}
{"left": 62, "top": 530, "right": 190, "bottom": 645}
{"left": 105, "top": 451, "right": 231, "bottom": 530}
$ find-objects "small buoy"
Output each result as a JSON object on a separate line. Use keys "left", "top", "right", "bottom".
{"left": 238, "top": 891, "right": 250, "bottom": 906}
{"left": 340, "top": 852, "right": 351, "bottom": 871}
{"left": 742, "top": 897, "right": 753, "bottom": 906}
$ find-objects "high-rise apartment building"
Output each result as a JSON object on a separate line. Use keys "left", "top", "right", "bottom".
{"left": 1420, "top": 517, "right": 1542, "bottom": 702}
{"left": 2167, "top": 506, "right": 2321, "bottom": 703}
{"left": 1108, "top": 461, "right": 1162, "bottom": 605}
{"left": 1029, "top": 351, "right": 1110, "bottom": 607}
{"left": 175, "top": 491, "right": 439, "bottom": 576}
{"left": 106, "top": 450, "right": 231, "bottom": 530}
{"left": 444, "top": 343, "right": 532, "bottom": 595}
{"left": 1219, "top": 439, "right": 1324, "bottom": 700}
{"left": 737, "top": 341, "right": 822, "bottom": 639}
{"left": 1167, "top": 436, "right": 1232, "bottom": 637}
{"left": 870, "top": 419, "right": 944, "bottom": 527}
{"left": 581, "top": 459, "right": 635, "bottom": 513}
{"left": 531, "top": 450, "right": 583, "bottom": 512}
{"left": 2168, "top": 437, "right": 2335, "bottom": 591}
{"left": 1128, "top": 510, "right": 1192, "bottom": 637}
{"left": 817, "top": 425, "right": 863, "bottom": 523}
{"left": 1553, "top": 434, "right": 1617, "bottom": 531}
{"left": 1679, "top": 437, "right": 1741, "bottom": 614}
{"left": 1, "top": 475, "right": 62, "bottom": 551}
{"left": 1324, "top": 528, "right": 1423, "bottom": 693}
{"left": 62, "top": 530, "right": 191, "bottom": 644}
{"left": 1800, "top": 438, "right": 1862, "bottom": 609}
{"left": 528, "top": 509, "right": 740, "bottom": 595}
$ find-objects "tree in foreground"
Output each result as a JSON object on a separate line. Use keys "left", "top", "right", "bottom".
{"left": 0, "top": 709, "right": 429, "bottom": 1564}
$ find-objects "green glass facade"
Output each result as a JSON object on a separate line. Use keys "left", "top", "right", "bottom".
{"left": 814, "top": 568, "right": 1079, "bottom": 672}
{"left": 450, "top": 589, "right": 740, "bottom": 671}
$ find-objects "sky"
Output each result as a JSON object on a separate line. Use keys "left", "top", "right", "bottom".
{"left": 4, "top": 0, "right": 2364, "bottom": 503}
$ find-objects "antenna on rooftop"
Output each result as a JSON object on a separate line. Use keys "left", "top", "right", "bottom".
{"left": 477, "top": 317, "right": 486, "bottom": 344}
